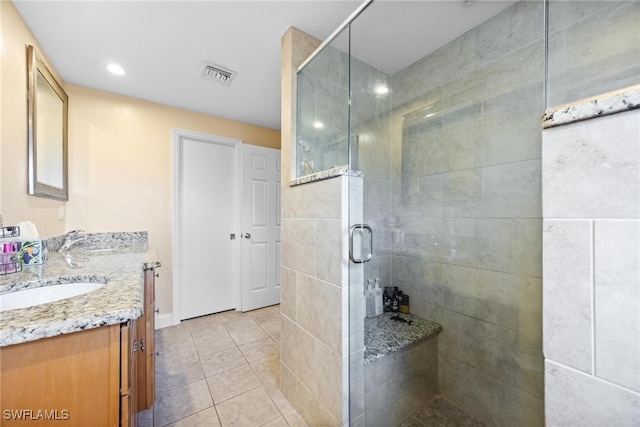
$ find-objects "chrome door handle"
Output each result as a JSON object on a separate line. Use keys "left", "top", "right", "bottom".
{"left": 349, "top": 224, "right": 373, "bottom": 263}
{"left": 244, "top": 233, "right": 251, "bottom": 239}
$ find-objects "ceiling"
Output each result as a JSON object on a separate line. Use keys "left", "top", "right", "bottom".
{"left": 14, "top": 0, "right": 515, "bottom": 130}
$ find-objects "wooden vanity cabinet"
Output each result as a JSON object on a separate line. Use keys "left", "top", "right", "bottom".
{"left": 0, "top": 321, "right": 136, "bottom": 427}
{"left": 135, "top": 265, "right": 157, "bottom": 411}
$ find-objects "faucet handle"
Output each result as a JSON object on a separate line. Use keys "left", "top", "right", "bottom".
{"left": 66, "top": 229, "right": 85, "bottom": 236}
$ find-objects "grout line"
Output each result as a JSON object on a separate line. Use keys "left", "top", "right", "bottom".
{"left": 590, "top": 220, "right": 596, "bottom": 376}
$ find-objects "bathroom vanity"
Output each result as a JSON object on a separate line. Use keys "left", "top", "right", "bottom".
{"left": 0, "top": 233, "right": 159, "bottom": 427}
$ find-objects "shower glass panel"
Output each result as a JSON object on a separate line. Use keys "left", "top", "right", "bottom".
{"left": 347, "top": 1, "right": 545, "bottom": 425}
{"left": 546, "top": 0, "right": 640, "bottom": 107}
{"left": 295, "top": 29, "right": 351, "bottom": 177}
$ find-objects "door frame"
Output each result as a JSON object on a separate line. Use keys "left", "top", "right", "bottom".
{"left": 172, "top": 128, "right": 242, "bottom": 325}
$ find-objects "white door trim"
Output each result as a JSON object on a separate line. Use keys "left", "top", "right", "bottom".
{"left": 172, "top": 128, "right": 242, "bottom": 326}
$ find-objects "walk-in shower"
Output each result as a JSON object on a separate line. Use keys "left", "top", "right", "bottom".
{"left": 285, "top": 1, "right": 640, "bottom": 425}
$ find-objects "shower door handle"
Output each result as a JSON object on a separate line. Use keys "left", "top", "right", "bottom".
{"left": 349, "top": 224, "right": 373, "bottom": 264}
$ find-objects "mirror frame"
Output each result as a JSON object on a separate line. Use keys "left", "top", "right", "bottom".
{"left": 27, "top": 45, "right": 69, "bottom": 200}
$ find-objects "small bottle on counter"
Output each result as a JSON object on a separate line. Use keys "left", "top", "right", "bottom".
{"left": 365, "top": 279, "right": 376, "bottom": 318}
{"left": 373, "top": 278, "right": 383, "bottom": 316}
{"left": 399, "top": 292, "right": 410, "bottom": 314}
{"left": 391, "top": 289, "right": 400, "bottom": 312}
{"left": 383, "top": 287, "right": 395, "bottom": 312}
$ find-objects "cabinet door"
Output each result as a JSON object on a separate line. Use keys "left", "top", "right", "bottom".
{"left": 136, "top": 267, "right": 156, "bottom": 411}
{"left": 0, "top": 325, "right": 121, "bottom": 427}
{"left": 121, "top": 320, "right": 138, "bottom": 427}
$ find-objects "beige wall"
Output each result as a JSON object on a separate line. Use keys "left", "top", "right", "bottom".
{"left": 1, "top": 1, "right": 281, "bottom": 315}
{"left": 1, "top": 0, "right": 67, "bottom": 234}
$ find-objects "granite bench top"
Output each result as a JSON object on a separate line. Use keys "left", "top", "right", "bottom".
{"left": 0, "top": 232, "right": 159, "bottom": 347}
{"left": 364, "top": 312, "right": 442, "bottom": 365}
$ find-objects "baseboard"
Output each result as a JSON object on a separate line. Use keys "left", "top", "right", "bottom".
{"left": 155, "top": 313, "right": 175, "bottom": 329}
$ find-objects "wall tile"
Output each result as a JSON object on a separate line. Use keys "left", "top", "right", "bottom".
{"left": 392, "top": 31, "right": 474, "bottom": 108}
{"left": 542, "top": 220, "right": 593, "bottom": 373}
{"left": 471, "top": 218, "right": 542, "bottom": 277}
{"left": 316, "top": 341, "right": 344, "bottom": 422}
{"left": 474, "top": 1, "right": 544, "bottom": 66}
{"left": 554, "top": 1, "right": 640, "bottom": 105}
{"left": 315, "top": 219, "right": 343, "bottom": 286}
{"left": 281, "top": 218, "right": 316, "bottom": 275}
{"left": 349, "top": 349, "right": 366, "bottom": 422}
{"left": 295, "top": 380, "right": 341, "bottom": 427}
{"left": 594, "top": 220, "right": 640, "bottom": 391}
{"left": 442, "top": 264, "right": 542, "bottom": 338}
{"left": 282, "top": 177, "right": 343, "bottom": 219}
{"left": 442, "top": 356, "right": 493, "bottom": 424}
{"left": 280, "top": 315, "right": 316, "bottom": 394}
{"left": 280, "top": 267, "right": 296, "bottom": 322}
{"left": 479, "top": 84, "right": 543, "bottom": 166}
{"left": 349, "top": 279, "right": 365, "bottom": 353}
{"left": 443, "top": 356, "right": 544, "bottom": 427}
{"left": 280, "top": 361, "right": 296, "bottom": 403}
{"left": 442, "top": 309, "right": 543, "bottom": 398}
{"left": 390, "top": 256, "right": 443, "bottom": 308}
{"left": 543, "top": 109, "right": 640, "bottom": 218}
{"left": 296, "top": 273, "right": 343, "bottom": 354}
{"left": 443, "top": 159, "right": 542, "bottom": 219}
{"left": 545, "top": 360, "right": 640, "bottom": 427}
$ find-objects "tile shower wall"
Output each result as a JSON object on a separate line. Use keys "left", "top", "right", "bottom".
{"left": 543, "top": 107, "right": 640, "bottom": 425}
{"left": 547, "top": 1, "right": 640, "bottom": 107}
{"left": 384, "top": 2, "right": 545, "bottom": 425}
{"left": 280, "top": 28, "right": 350, "bottom": 427}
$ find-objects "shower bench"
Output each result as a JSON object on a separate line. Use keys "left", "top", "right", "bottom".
{"left": 363, "top": 312, "right": 442, "bottom": 426}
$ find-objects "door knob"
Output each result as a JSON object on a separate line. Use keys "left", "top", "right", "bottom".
{"left": 244, "top": 233, "right": 251, "bottom": 239}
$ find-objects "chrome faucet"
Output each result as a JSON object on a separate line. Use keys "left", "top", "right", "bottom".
{"left": 58, "top": 230, "right": 87, "bottom": 252}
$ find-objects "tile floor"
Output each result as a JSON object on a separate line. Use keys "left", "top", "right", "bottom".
{"left": 137, "top": 305, "right": 308, "bottom": 427}
{"left": 139, "top": 305, "right": 483, "bottom": 427}
{"left": 399, "top": 396, "right": 486, "bottom": 427}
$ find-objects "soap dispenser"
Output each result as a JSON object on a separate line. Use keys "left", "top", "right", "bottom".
{"left": 365, "top": 279, "right": 375, "bottom": 318}
{"left": 373, "top": 278, "right": 383, "bottom": 316}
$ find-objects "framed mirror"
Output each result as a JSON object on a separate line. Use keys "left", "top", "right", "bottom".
{"left": 27, "top": 45, "right": 68, "bottom": 200}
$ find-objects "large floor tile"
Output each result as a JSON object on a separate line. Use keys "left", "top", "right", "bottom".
{"left": 216, "top": 387, "right": 281, "bottom": 427}
{"left": 200, "top": 347, "right": 247, "bottom": 378}
{"left": 239, "top": 337, "right": 279, "bottom": 362}
{"left": 165, "top": 406, "right": 221, "bottom": 427}
{"left": 251, "top": 354, "right": 281, "bottom": 384}
{"left": 153, "top": 380, "right": 213, "bottom": 427}
{"left": 207, "top": 364, "right": 261, "bottom": 404}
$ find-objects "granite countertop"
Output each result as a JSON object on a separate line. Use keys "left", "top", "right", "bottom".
{"left": 364, "top": 312, "right": 441, "bottom": 365}
{"left": 542, "top": 84, "right": 640, "bottom": 128}
{"left": 290, "top": 165, "right": 363, "bottom": 186}
{"left": 0, "top": 232, "right": 160, "bottom": 347}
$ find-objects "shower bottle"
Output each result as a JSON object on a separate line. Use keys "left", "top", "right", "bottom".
{"left": 373, "top": 278, "right": 383, "bottom": 316}
{"left": 365, "top": 279, "right": 376, "bottom": 318}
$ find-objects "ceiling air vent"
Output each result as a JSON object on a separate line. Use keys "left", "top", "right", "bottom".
{"left": 200, "top": 62, "right": 236, "bottom": 86}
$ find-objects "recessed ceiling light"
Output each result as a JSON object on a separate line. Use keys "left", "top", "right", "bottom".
{"left": 375, "top": 85, "right": 389, "bottom": 95}
{"left": 313, "top": 121, "right": 324, "bottom": 129}
{"left": 107, "top": 63, "right": 125, "bottom": 75}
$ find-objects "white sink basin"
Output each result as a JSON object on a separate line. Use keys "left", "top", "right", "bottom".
{"left": 0, "top": 282, "right": 106, "bottom": 312}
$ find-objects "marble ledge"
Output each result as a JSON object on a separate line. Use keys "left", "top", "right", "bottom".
{"left": 289, "top": 166, "right": 363, "bottom": 187}
{"left": 364, "top": 312, "right": 441, "bottom": 365}
{"left": 542, "top": 85, "right": 640, "bottom": 129}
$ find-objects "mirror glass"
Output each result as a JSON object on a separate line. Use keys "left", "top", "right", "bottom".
{"left": 27, "top": 45, "right": 68, "bottom": 200}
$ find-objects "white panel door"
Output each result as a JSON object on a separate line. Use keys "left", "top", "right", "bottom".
{"left": 180, "top": 135, "right": 238, "bottom": 319}
{"left": 241, "top": 145, "right": 281, "bottom": 311}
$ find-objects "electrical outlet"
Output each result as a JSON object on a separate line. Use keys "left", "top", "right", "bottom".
{"left": 58, "top": 205, "right": 66, "bottom": 220}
